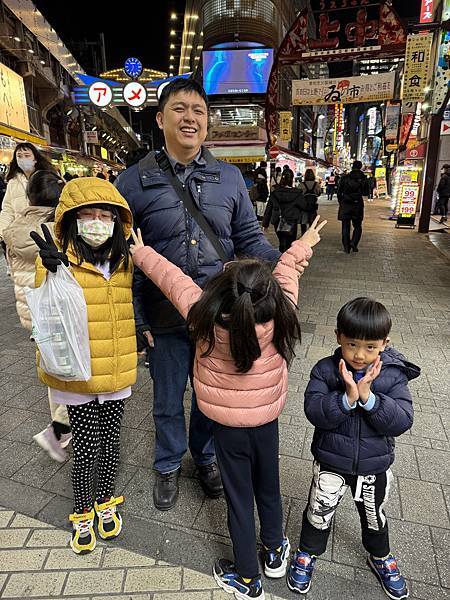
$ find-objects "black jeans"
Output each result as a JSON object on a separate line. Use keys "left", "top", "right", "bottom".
{"left": 440, "top": 196, "right": 449, "bottom": 218}
{"left": 213, "top": 419, "right": 284, "bottom": 579}
{"left": 342, "top": 218, "right": 362, "bottom": 250}
{"left": 276, "top": 225, "right": 297, "bottom": 252}
{"left": 299, "top": 462, "right": 392, "bottom": 558}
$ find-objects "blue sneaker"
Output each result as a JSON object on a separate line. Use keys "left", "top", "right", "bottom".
{"left": 287, "top": 550, "right": 316, "bottom": 594}
{"left": 368, "top": 554, "right": 409, "bottom": 599}
{"left": 213, "top": 559, "right": 264, "bottom": 599}
{"left": 264, "top": 537, "right": 291, "bottom": 578}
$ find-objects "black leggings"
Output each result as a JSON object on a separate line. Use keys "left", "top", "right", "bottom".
{"left": 67, "top": 399, "right": 124, "bottom": 513}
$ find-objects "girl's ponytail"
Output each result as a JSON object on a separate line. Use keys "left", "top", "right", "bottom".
{"left": 229, "top": 283, "right": 261, "bottom": 373}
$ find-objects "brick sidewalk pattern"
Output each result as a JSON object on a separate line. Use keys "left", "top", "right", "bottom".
{"left": 0, "top": 199, "right": 449, "bottom": 599}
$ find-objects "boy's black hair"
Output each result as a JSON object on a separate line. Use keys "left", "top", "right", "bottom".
{"left": 187, "top": 258, "right": 301, "bottom": 373}
{"left": 27, "top": 170, "right": 64, "bottom": 208}
{"left": 60, "top": 203, "right": 130, "bottom": 274}
{"left": 336, "top": 297, "right": 392, "bottom": 341}
{"left": 158, "top": 77, "right": 208, "bottom": 113}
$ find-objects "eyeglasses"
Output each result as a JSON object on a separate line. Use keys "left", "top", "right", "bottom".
{"left": 77, "top": 209, "right": 115, "bottom": 223}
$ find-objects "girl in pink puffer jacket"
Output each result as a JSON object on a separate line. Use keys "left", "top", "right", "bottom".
{"left": 130, "top": 216, "right": 326, "bottom": 600}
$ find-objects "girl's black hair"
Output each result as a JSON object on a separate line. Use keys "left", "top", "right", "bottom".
{"left": 7, "top": 143, "right": 55, "bottom": 182}
{"left": 59, "top": 203, "right": 130, "bottom": 273}
{"left": 186, "top": 258, "right": 301, "bottom": 373}
{"left": 280, "top": 171, "right": 294, "bottom": 187}
{"left": 27, "top": 170, "right": 64, "bottom": 208}
{"left": 336, "top": 297, "right": 392, "bottom": 340}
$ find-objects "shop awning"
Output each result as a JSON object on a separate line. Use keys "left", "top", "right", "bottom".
{"left": 272, "top": 145, "right": 332, "bottom": 168}
{"left": 0, "top": 123, "right": 48, "bottom": 147}
{"left": 207, "top": 144, "right": 266, "bottom": 164}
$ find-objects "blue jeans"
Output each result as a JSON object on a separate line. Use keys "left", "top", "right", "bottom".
{"left": 148, "top": 330, "right": 216, "bottom": 473}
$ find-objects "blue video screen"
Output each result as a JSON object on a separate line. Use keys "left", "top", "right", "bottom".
{"left": 203, "top": 48, "right": 273, "bottom": 95}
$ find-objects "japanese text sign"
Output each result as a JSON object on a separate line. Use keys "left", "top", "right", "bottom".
{"left": 0, "top": 62, "right": 30, "bottom": 133}
{"left": 420, "top": 0, "right": 434, "bottom": 23}
{"left": 402, "top": 34, "right": 433, "bottom": 103}
{"left": 278, "top": 111, "right": 292, "bottom": 141}
{"left": 399, "top": 184, "right": 419, "bottom": 217}
{"left": 292, "top": 73, "right": 395, "bottom": 106}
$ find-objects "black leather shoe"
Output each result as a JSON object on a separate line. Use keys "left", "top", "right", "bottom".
{"left": 343, "top": 246, "right": 351, "bottom": 254}
{"left": 197, "top": 462, "right": 223, "bottom": 498}
{"left": 153, "top": 468, "right": 180, "bottom": 511}
{"left": 351, "top": 245, "right": 359, "bottom": 252}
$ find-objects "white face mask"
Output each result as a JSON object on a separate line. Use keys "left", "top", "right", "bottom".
{"left": 77, "top": 219, "right": 114, "bottom": 248}
{"left": 17, "top": 157, "right": 36, "bottom": 173}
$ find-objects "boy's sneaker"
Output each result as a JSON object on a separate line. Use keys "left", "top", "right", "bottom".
{"left": 94, "top": 496, "right": 124, "bottom": 539}
{"left": 287, "top": 550, "right": 316, "bottom": 594}
{"left": 263, "top": 537, "right": 290, "bottom": 578}
{"left": 33, "top": 425, "right": 67, "bottom": 463}
{"left": 368, "top": 554, "right": 409, "bottom": 599}
{"left": 213, "top": 559, "right": 264, "bottom": 599}
{"left": 69, "top": 509, "right": 96, "bottom": 554}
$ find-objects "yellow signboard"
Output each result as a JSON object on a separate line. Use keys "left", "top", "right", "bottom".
{"left": 278, "top": 111, "right": 292, "bottom": 142}
{"left": 402, "top": 33, "right": 433, "bottom": 102}
{"left": 0, "top": 62, "right": 30, "bottom": 133}
{"left": 221, "top": 156, "right": 265, "bottom": 164}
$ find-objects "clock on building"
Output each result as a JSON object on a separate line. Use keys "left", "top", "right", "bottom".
{"left": 124, "top": 57, "right": 143, "bottom": 80}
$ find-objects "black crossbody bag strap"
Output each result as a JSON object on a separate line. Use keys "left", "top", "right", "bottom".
{"left": 156, "top": 152, "right": 227, "bottom": 263}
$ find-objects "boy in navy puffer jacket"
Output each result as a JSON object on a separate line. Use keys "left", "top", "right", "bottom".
{"left": 287, "top": 297, "right": 420, "bottom": 600}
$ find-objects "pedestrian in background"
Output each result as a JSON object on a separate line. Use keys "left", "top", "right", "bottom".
{"left": 2, "top": 171, "right": 72, "bottom": 463}
{"left": 298, "top": 168, "right": 321, "bottom": 234}
{"left": 326, "top": 171, "right": 336, "bottom": 201}
{"left": 337, "top": 160, "right": 369, "bottom": 253}
{"left": 436, "top": 164, "right": 450, "bottom": 224}
{"left": 130, "top": 217, "right": 326, "bottom": 600}
{"left": 287, "top": 298, "right": 419, "bottom": 600}
{"left": 262, "top": 170, "right": 302, "bottom": 251}
{"left": 0, "top": 143, "right": 54, "bottom": 242}
{"left": 30, "top": 178, "right": 137, "bottom": 555}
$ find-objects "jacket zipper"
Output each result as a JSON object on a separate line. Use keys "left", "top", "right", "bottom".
{"left": 108, "top": 280, "right": 118, "bottom": 391}
{"left": 352, "top": 411, "right": 361, "bottom": 474}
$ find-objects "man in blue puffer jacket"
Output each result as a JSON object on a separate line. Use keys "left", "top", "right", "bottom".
{"left": 116, "top": 78, "right": 282, "bottom": 511}
{"left": 287, "top": 297, "right": 420, "bottom": 600}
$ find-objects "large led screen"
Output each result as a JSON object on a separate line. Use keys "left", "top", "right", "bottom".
{"left": 203, "top": 48, "right": 273, "bottom": 95}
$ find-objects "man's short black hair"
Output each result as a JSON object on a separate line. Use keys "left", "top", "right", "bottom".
{"left": 337, "top": 297, "right": 392, "bottom": 340}
{"left": 158, "top": 78, "right": 208, "bottom": 113}
{"left": 352, "top": 160, "right": 363, "bottom": 170}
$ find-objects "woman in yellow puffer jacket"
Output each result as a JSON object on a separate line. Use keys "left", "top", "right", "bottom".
{"left": 32, "top": 177, "right": 137, "bottom": 555}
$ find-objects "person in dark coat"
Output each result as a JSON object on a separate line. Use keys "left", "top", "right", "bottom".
{"left": 116, "top": 78, "right": 281, "bottom": 511}
{"left": 436, "top": 164, "right": 450, "bottom": 224}
{"left": 262, "top": 170, "right": 302, "bottom": 251}
{"left": 287, "top": 297, "right": 419, "bottom": 599}
{"left": 298, "top": 168, "right": 321, "bottom": 234}
{"left": 337, "top": 160, "right": 369, "bottom": 253}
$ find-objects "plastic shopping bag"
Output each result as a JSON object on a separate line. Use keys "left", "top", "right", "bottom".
{"left": 25, "top": 264, "right": 91, "bottom": 381}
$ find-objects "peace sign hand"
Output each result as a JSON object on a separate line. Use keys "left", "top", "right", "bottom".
{"left": 129, "top": 228, "right": 145, "bottom": 256}
{"left": 30, "top": 224, "right": 69, "bottom": 273}
{"left": 300, "top": 215, "right": 327, "bottom": 248}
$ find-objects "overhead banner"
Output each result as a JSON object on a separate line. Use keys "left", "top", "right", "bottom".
{"left": 402, "top": 33, "right": 434, "bottom": 103}
{"left": 292, "top": 73, "right": 395, "bottom": 106}
{"left": 385, "top": 104, "right": 401, "bottom": 141}
{"left": 0, "top": 62, "right": 30, "bottom": 133}
{"left": 278, "top": 111, "right": 292, "bottom": 141}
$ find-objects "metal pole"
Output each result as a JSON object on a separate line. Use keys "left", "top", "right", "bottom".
{"left": 418, "top": 86, "right": 450, "bottom": 233}
{"left": 99, "top": 33, "right": 107, "bottom": 73}
{"left": 79, "top": 110, "right": 88, "bottom": 156}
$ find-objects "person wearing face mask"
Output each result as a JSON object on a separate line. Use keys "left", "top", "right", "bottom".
{"left": 0, "top": 143, "right": 54, "bottom": 242}
{"left": 30, "top": 177, "right": 137, "bottom": 555}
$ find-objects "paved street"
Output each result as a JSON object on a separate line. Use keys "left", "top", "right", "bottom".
{"left": 0, "top": 197, "right": 449, "bottom": 600}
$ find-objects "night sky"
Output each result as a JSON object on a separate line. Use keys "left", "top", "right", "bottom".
{"left": 34, "top": 0, "right": 187, "bottom": 74}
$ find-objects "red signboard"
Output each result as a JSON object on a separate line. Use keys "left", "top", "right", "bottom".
{"left": 420, "top": 0, "right": 434, "bottom": 23}
{"left": 405, "top": 143, "right": 427, "bottom": 160}
{"left": 268, "top": 146, "right": 280, "bottom": 159}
